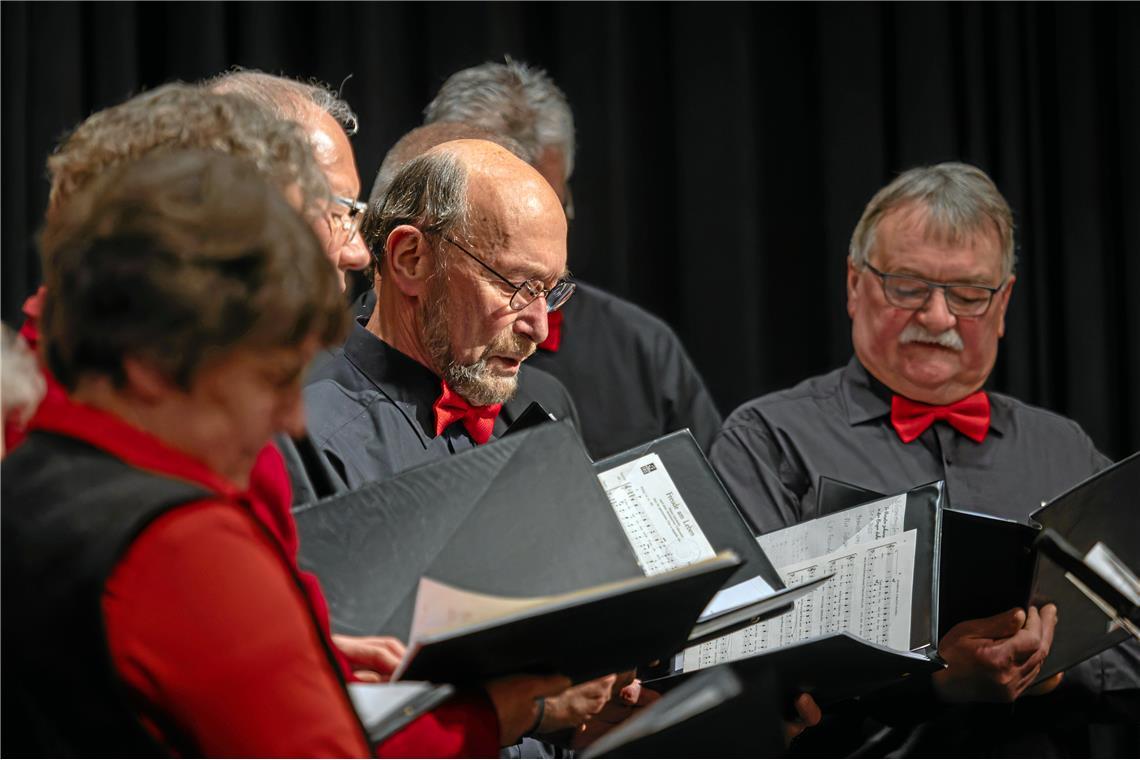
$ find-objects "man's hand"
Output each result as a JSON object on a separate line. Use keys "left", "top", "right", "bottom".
{"left": 485, "top": 674, "right": 573, "bottom": 746}
{"left": 933, "top": 605, "right": 1058, "bottom": 703}
{"left": 537, "top": 674, "right": 618, "bottom": 734}
{"left": 331, "top": 634, "right": 406, "bottom": 683}
{"left": 784, "top": 693, "right": 822, "bottom": 746}
{"left": 571, "top": 678, "right": 663, "bottom": 750}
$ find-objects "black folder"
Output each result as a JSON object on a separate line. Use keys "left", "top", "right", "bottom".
{"left": 647, "top": 482, "right": 946, "bottom": 703}
{"left": 1028, "top": 452, "right": 1140, "bottom": 679}
{"left": 815, "top": 452, "right": 1140, "bottom": 681}
{"left": 594, "top": 430, "right": 783, "bottom": 591}
{"left": 817, "top": 477, "right": 1037, "bottom": 639}
{"left": 294, "top": 421, "right": 643, "bottom": 640}
{"left": 395, "top": 553, "right": 741, "bottom": 685}
{"left": 581, "top": 666, "right": 785, "bottom": 759}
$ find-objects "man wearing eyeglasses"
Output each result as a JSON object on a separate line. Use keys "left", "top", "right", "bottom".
{"left": 207, "top": 69, "right": 372, "bottom": 291}
{"left": 710, "top": 162, "right": 1138, "bottom": 755}
{"left": 300, "top": 137, "right": 579, "bottom": 485}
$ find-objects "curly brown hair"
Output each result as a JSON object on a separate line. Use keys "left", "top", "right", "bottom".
{"left": 46, "top": 82, "right": 330, "bottom": 222}
{"left": 40, "top": 150, "right": 347, "bottom": 391}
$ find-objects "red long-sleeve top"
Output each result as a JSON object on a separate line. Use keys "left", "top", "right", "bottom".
{"left": 25, "top": 374, "right": 500, "bottom": 757}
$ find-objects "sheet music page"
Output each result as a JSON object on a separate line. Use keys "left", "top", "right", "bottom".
{"left": 407, "top": 577, "right": 555, "bottom": 640}
{"left": 598, "top": 453, "right": 716, "bottom": 576}
{"left": 756, "top": 493, "right": 907, "bottom": 568}
{"left": 682, "top": 529, "right": 916, "bottom": 672}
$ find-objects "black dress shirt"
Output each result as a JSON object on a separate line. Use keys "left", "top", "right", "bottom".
{"left": 525, "top": 281, "right": 722, "bottom": 459}
{"left": 709, "top": 357, "right": 1138, "bottom": 755}
{"left": 292, "top": 319, "right": 580, "bottom": 497}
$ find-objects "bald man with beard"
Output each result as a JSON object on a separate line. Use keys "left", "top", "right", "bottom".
{"left": 300, "top": 139, "right": 579, "bottom": 485}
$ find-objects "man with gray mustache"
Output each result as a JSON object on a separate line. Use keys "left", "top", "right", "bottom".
{"left": 709, "top": 162, "right": 1137, "bottom": 755}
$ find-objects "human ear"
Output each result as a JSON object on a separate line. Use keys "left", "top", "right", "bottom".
{"left": 384, "top": 225, "right": 434, "bottom": 298}
{"left": 996, "top": 275, "right": 1016, "bottom": 338}
{"left": 846, "top": 258, "right": 861, "bottom": 319}
{"left": 121, "top": 357, "right": 177, "bottom": 403}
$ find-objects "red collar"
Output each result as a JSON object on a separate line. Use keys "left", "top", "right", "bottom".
{"left": 28, "top": 392, "right": 245, "bottom": 500}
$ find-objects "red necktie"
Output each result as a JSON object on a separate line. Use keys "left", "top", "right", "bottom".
{"left": 432, "top": 381, "right": 502, "bottom": 445}
{"left": 890, "top": 390, "right": 991, "bottom": 443}
{"left": 538, "top": 310, "right": 563, "bottom": 352}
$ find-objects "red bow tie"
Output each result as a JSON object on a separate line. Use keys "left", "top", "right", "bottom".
{"left": 432, "top": 381, "right": 502, "bottom": 445}
{"left": 890, "top": 390, "right": 991, "bottom": 443}
{"left": 538, "top": 310, "right": 563, "bottom": 352}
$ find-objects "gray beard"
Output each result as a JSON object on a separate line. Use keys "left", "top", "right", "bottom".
{"left": 421, "top": 281, "right": 525, "bottom": 407}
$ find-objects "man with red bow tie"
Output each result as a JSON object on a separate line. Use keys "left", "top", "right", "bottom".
{"left": 710, "top": 162, "right": 1139, "bottom": 754}
{"left": 299, "top": 138, "right": 578, "bottom": 486}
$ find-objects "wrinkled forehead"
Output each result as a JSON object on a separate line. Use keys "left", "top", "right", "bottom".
{"left": 878, "top": 202, "right": 1003, "bottom": 261}
{"left": 465, "top": 170, "right": 565, "bottom": 254}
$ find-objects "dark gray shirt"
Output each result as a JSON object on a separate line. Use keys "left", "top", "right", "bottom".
{"left": 709, "top": 357, "right": 1138, "bottom": 754}
{"left": 711, "top": 357, "right": 1109, "bottom": 534}
{"left": 291, "top": 320, "right": 580, "bottom": 498}
{"left": 525, "top": 281, "right": 722, "bottom": 459}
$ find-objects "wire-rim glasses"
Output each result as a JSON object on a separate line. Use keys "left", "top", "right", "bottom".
{"left": 329, "top": 195, "right": 367, "bottom": 248}
{"left": 436, "top": 233, "right": 576, "bottom": 313}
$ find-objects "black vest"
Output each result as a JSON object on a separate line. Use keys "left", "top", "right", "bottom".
{"left": 1, "top": 431, "right": 364, "bottom": 757}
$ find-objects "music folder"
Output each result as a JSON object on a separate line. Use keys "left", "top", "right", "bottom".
{"left": 649, "top": 481, "right": 947, "bottom": 704}
{"left": 294, "top": 421, "right": 644, "bottom": 640}
{"left": 581, "top": 666, "right": 785, "bottom": 759}
{"left": 816, "top": 451, "right": 1140, "bottom": 683}
{"left": 594, "top": 430, "right": 783, "bottom": 591}
{"left": 393, "top": 552, "right": 741, "bottom": 684}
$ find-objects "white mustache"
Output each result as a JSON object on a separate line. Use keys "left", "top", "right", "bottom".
{"left": 899, "top": 323, "right": 964, "bottom": 351}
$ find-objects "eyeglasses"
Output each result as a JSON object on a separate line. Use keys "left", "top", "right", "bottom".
{"left": 864, "top": 262, "right": 1007, "bottom": 318}
{"left": 329, "top": 195, "right": 367, "bottom": 249}
{"left": 437, "top": 233, "right": 576, "bottom": 313}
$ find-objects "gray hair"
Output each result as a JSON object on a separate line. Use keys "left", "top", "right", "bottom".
{"left": 47, "top": 82, "right": 330, "bottom": 222}
{"left": 850, "top": 162, "right": 1016, "bottom": 277}
{"left": 205, "top": 68, "right": 359, "bottom": 137}
{"left": 1, "top": 324, "right": 46, "bottom": 427}
{"left": 364, "top": 149, "right": 469, "bottom": 270}
{"left": 424, "top": 58, "right": 575, "bottom": 179}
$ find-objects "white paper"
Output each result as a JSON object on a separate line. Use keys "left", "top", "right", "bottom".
{"left": 683, "top": 529, "right": 917, "bottom": 672}
{"left": 406, "top": 577, "right": 554, "bottom": 641}
{"left": 698, "top": 574, "right": 777, "bottom": 623}
{"left": 756, "top": 493, "right": 907, "bottom": 569}
{"left": 1084, "top": 542, "right": 1140, "bottom": 605}
{"left": 598, "top": 453, "right": 716, "bottom": 576}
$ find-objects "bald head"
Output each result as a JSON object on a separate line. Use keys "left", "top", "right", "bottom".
{"left": 366, "top": 138, "right": 564, "bottom": 267}
{"left": 370, "top": 123, "right": 530, "bottom": 209}
{"left": 435, "top": 139, "right": 564, "bottom": 255}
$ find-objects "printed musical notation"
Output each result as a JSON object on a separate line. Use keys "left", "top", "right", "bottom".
{"left": 682, "top": 529, "right": 916, "bottom": 671}
{"left": 598, "top": 453, "right": 716, "bottom": 576}
{"left": 756, "top": 493, "right": 907, "bottom": 569}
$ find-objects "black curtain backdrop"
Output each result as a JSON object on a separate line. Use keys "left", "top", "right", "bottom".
{"left": 4, "top": 2, "right": 1138, "bottom": 460}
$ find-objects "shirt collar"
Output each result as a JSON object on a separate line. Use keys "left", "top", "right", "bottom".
{"left": 841, "top": 355, "right": 1007, "bottom": 436}
{"left": 341, "top": 319, "right": 441, "bottom": 439}
{"left": 27, "top": 390, "right": 246, "bottom": 499}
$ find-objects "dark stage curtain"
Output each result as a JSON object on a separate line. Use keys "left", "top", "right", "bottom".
{"left": 3, "top": 1, "right": 1138, "bottom": 459}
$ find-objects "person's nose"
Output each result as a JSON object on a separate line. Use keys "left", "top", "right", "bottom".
{"left": 915, "top": 287, "right": 958, "bottom": 333}
{"left": 338, "top": 230, "right": 372, "bottom": 272}
{"left": 512, "top": 295, "right": 549, "bottom": 346}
